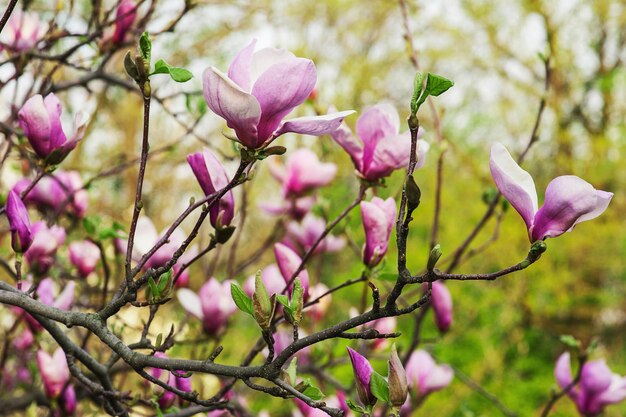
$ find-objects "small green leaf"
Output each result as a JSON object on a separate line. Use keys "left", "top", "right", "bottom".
{"left": 148, "top": 277, "right": 159, "bottom": 301}
{"left": 139, "top": 32, "right": 151, "bottom": 62}
{"left": 276, "top": 294, "right": 290, "bottom": 307}
{"left": 83, "top": 216, "right": 99, "bottom": 235}
{"left": 345, "top": 399, "right": 367, "bottom": 414}
{"left": 559, "top": 334, "right": 582, "bottom": 349}
{"left": 424, "top": 73, "right": 454, "bottom": 97}
{"left": 370, "top": 372, "right": 390, "bottom": 404}
{"left": 286, "top": 358, "right": 298, "bottom": 386}
{"left": 155, "top": 333, "right": 162, "bottom": 348}
{"left": 298, "top": 378, "right": 324, "bottom": 401}
{"left": 157, "top": 270, "right": 173, "bottom": 295}
{"left": 151, "top": 59, "right": 193, "bottom": 82}
{"left": 230, "top": 283, "right": 253, "bottom": 316}
{"left": 410, "top": 71, "right": 424, "bottom": 114}
{"left": 291, "top": 279, "right": 304, "bottom": 323}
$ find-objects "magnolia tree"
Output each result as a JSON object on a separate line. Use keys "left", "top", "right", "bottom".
{"left": 0, "top": 1, "right": 623, "bottom": 417}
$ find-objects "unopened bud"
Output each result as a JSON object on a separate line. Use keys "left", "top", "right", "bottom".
{"left": 427, "top": 244, "right": 442, "bottom": 271}
{"left": 405, "top": 175, "right": 421, "bottom": 213}
{"left": 388, "top": 344, "right": 408, "bottom": 408}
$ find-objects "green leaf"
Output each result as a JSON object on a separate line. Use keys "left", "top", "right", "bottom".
{"left": 152, "top": 59, "right": 193, "bottom": 83}
{"left": 286, "top": 358, "right": 298, "bottom": 386}
{"left": 83, "top": 216, "right": 99, "bottom": 235}
{"left": 424, "top": 73, "right": 454, "bottom": 97}
{"left": 370, "top": 372, "right": 390, "bottom": 404}
{"left": 291, "top": 279, "right": 304, "bottom": 323}
{"left": 276, "top": 294, "right": 290, "bottom": 307}
{"left": 559, "top": 334, "right": 582, "bottom": 349}
{"left": 148, "top": 277, "right": 159, "bottom": 301}
{"left": 345, "top": 399, "right": 367, "bottom": 414}
{"left": 139, "top": 32, "right": 151, "bottom": 62}
{"left": 298, "top": 378, "right": 324, "bottom": 401}
{"left": 157, "top": 270, "right": 173, "bottom": 295}
{"left": 410, "top": 71, "right": 424, "bottom": 114}
{"left": 230, "top": 283, "right": 253, "bottom": 316}
{"left": 155, "top": 333, "right": 162, "bottom": 348}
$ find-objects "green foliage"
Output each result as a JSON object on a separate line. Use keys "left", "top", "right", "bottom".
{"left": 152, "top": 59, "right": 193, "bottom": 83}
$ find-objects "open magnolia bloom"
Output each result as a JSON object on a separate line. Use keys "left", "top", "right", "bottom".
{"left": 202, "top": 39, "right": 353, "bottom": 149}
{"left": 489, "top": 143, "right": 613, "bottom": 242}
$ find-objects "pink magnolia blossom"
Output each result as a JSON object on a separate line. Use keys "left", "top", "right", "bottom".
{"left": 37, "top": 348, "right": 70, "bottom": 399}
{"left": 347, "top": 347, "right": 376, "bottom": 407}
{"left": 282, "top": 214, "right": 345, "bottom": 256}
{"left": 69, "top": 240, "right": 100, "bottom": 277}
{"left": 203, "top": 39, "right": 353, "bottom": 149}
{"left": 59, "top": 384, "right": 77, "bottom": 415}
{"left": 112, "top": 0, "right": 137, "bottom": 44}
{"left": 147, "top": 352, "right": 192, "bottom": 409}
{"left": 331, "top": 104, "right": 429, "bottom": 181}
{"left": 21, "top": 278, "right": 75, "bottom": 332}
{"left": 18, "top": 94, "right": 89, "bottom": 164}
{"left": 274, "top": 243, "right": 310, "bottom": 300}
{"left": 0, "top": 10, "right": 46, "bottom": 53}
{"left": 13, "top": 171, "right": 89, "bottom": 217}
{"left": 272, "top": 327, "right": 310, "bottom": 364}
{"left": 430, "top": 281, "right": 453, "bottom": 333}
{"left": 187, "top": 148, "right": 235, "bottom": 227}
{"left": 268, "top": 148, "right": 336, "bottom": 198}
{"left": 490, "top": 143, "right": 613, "bottom": 242}
{"left": 5, "top": 190, "right": 32, "bottom": 253}
{"left": 405, "top": 350, "right": 453, "bottom": 397}
{"left": 177, "top": 278, "right": 236, "bottom": 335}
{"left": 360, "top": 196, "right": 396, "bottom": 267}
{"left": 555, "top": 352, "right": 626, "bottom": 416}
{"left": 260, "top": 195, "right": 315, "bottom": 220}
{"left": 24, "top": 221, "right": 65, "bottom": 274}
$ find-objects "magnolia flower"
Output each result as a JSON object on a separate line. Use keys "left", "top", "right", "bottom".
{"left": 282, "top": 214, "right": 345, "bottom": 255}
{"left": 360, "top": 196, "right": 396, "bottom": 267}
{"left": 347, "top": 347, "right": 376, "bottom": 407}
{"left": 59, "top": 384, "right": 77, "bottom": 415}
{"left": 555, "top": 352, "right": 626, "bottom": 416}
{"left": 272, "top": 327, "right": 310, "bottom": 364}
{"left": 0, "top": 10, "right": 46, "bottom": 53}
{"left": 21, "top": 277, "right": 75, "bottom": 332}
{"left": 274, "top": 243, "right": 309, "bottom": 299}
{"left": 18, "top": 94, "right": 88, "bottom": 164}
{"left": 268, "top": 148, "right": 337, "bottom": 198}
{"left": 13, "top": 171, "right": 89, "bottom": 217}
{"left": 260, "top": 195, "right": 315, "bottom": 220}
{"left": 187, "top": 148, "right": 235, "bottom": 227}
{"left": 112, "top": 0, "right": 137, "bottom": 44}
{"left": 405, "top": 350, "right": 453, "bottom": 397}
{"left": 430, "top": 281, "right": 453, "bottom": 333}
{"left": 295, "top": 395, "right": 348, "bottom": 417}
{"left": 177, "top": 278, "right": 236, "bottom": 335}
{"left": 69, "top": 240, "right": 100, "bottom": 277}
{"left": 6, "top": 190, "right": 32, "bottom": 253}
{"left": 490, "top": 143, "right": 613, "bottom": 242}
{"left": 25, "top": 222, "right": 66, "bottom": 274}
{"left": 331, "top": 104, "right": 429, "bottom": 182}
{"left": 203, "top": 39, "right": 353, "bottom": 149}
{"left": 37, "top": 348, "right": 70, "bottom": 399}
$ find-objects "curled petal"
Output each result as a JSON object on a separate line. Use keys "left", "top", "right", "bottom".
{"left": 273, "top": 111, "right": 355, "bottom": 138}
{"left": 489, "top": 143, "right": 538, "bottom": 232}
{"left": 227, "top": 39, "right": 257, "bottom": 92}
{"left": 177, "top": 288, "right": 203, "bottom": 319}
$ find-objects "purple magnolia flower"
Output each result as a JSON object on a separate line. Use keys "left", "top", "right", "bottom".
{"left": 490, "top": 143, "right": 613, "bottom": 242}
{"left": 274, "top": 243, "right": 310, "bottom": 300}
{"left": 59, "top": 384, "right": 77, "bottom": 416}
{"left": 187, "top": 148, "right": 235, "bottom": 227}
{"left": 176, "top": 278, "right": 236, "bottom": 335}
{"left": 430, "top": 281, "right": 453, "bottom": 333}
{"left": 37, "top": 348, "right": 70, "bottom": 399}
{"left": 272, "top": 327, "right": 310, "bottom": 364}
{"left": 18, "top": 94, "right": 88, "bottom": 164}
{"left": 405, "top": 350, "right": 453, "bottom": 398}
{"left": 331, "top": 104, "right": 429, "bottom": 182}
{"left": 69, "top": 240, "right": 100, "bottom": 277}
{"left": 112, "top": 0, "right": 137, "bottom": 44}
{"left": 268, "top": 148, "right": 337, "bottom": 198}
{"left": 202, "top": 39, "right": 353, "bottom": 149}
{"left": 260, "top": 195, "right": 315, "bottom": 220}
{"left": 347, "top": 347, "right": 376, "bottom": 407}
{"left": 147, "top": 352, "right": 192, "bottom": 409}
{"left": 555, "top": 352, "right": 626, "bottom": 416}
{"left": 295, "top": 395, "right": 347, "bottom": 417}
{"left": 24, "top": 221, "right": 66, "bottom": 274}
{"left": 20, "top": 277, "right": 76, "bottom": 332}
{"left": 360, "top": 196, "right": 396, "bottom": 267}
{"left": 0, "top": 10, "right": 46, "bottom": 53}
{"left": 6, "top": 190, "right": 32, "bottom": 253}
{"left": 282, "top": 214, "right": 345, "bottom": 255}
{"left": 13, "top": 171, "right": 89, "bottom": 217}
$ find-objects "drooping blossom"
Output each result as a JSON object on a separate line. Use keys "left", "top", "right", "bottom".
{"left": 69, "top": 240, "right": 100, "bottom": 277}
{"left": 5, "top": 190, "right": 32, "bottom": 253}
{"left": 268, "top": 148, "right": 336, "bottom": 198}
{"left": 177, "top": 278, "right": 236, "bottom": 335}
{"left": 405, "top": 350, "right": 453, "bottom": 398}
{"left": 24, "top": 221, "right": 65, "bottom": 274}
{"left": 274, "top": 243, "right": 309, "bottom": 300}
{"left": 490, "top": 143, "right": 613, "bottom": 242}
{"left": 360, "top": 196, "right": 396, "bottom": 267}
{"left": 347, "top": 347, "right": 376, "bottom": 407}
{"left": 243, "top": 264, "right": 285, "bottom": 297}
{"left": 187, "top": 148, "right": 235, "bottom": 227}
{"left": 430, "top": 281, "right": 453, "bottom": 333}
{"left": 18, "top": 94, "right": 89, "bottom": 164}
{"left": 202, "top": 39, "right": 353, "bottom": 149}
{"left": 331, "top": 104, "right": 429, "bottom": 182}
{"left": 13, "top": 171, "right": 89, "bottom": 217}
{"left": 37, "top": 348, "right": 70, "bottom": 399}
{"left": 0, "top": 10, "right": 46, "bottom": 53}
{"left": 282, "top": 214, "right": 345, "bottom": 256}
{"left": 555, "top": 352, "right": 626, "bottom": 416}
{"left": 147, "top": 352, "right": 192, "bottom": 409}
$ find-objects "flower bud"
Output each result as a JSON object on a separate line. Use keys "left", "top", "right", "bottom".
{"left": 388, "top": 344, "right": 408, "bottom": 408}
{"left": 347, "top": 347, "right": 376, "bottom": 407}
{"left": 6, "top": 190, "right": 32, "bottom": 253}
